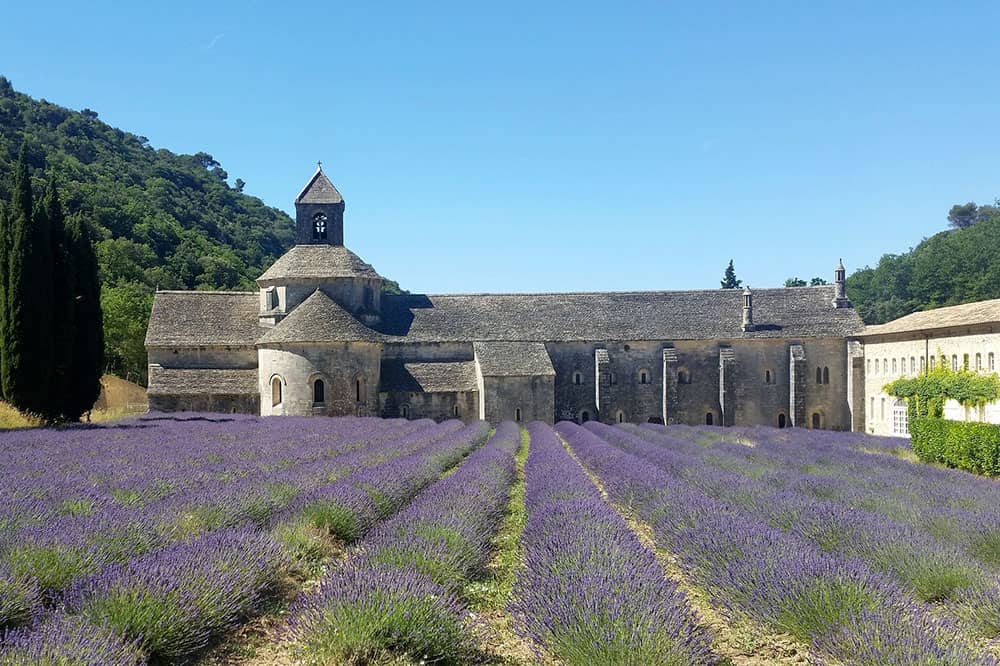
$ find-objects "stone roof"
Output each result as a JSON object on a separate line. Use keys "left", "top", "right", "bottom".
{"left": 145, "top": 291, "right": 262, "bottom": 347}
{"left": 147, "top": 367, "right": 258, "bottom": 395}
{"left": 257, "top": 245, "right": 382, "bottom": 284}
{"left": 380, "top": 360, "right": 478, "bottom": 392}
{"left": 295, "top": 166, "right": 343, "bottom": 204}
{"left": 862, "top": 298, "right": 1000, "bottom": 337}
{"left": 258, "top": 290, "right": 382, "bottom": 345}
{"left": 379, "top": 285, "right": 865, "bottom": 342}
{"left": 474, "top": 341, "right": 555, "bottom": 376}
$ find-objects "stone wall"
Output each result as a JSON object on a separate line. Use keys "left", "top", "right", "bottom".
{"left": 479, "top": 375, "right": 554, "bottom": 424}
{"left": 379, "top": 390, "right": 479, "bottom": 422}
{"left": 258, "top": 342, "right": 382, "bottom": 417}
{"left": 296, "top": 200, "right": 344, "bottom": 245}
{"left": 147, "top": 346, "right": 257, "bottom": 369}
{"left": 147, "top": 393, "right": 259, "bottom": 414}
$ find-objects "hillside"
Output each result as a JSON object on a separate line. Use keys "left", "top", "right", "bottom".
{"left": 846, "top": 208, "right": 1000, "bottom": 324}
{"left": 0, "top": 76, "right": 295, "bottom": 384}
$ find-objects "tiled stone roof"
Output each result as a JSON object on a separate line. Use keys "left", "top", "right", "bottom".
{"left": 862, "top": 298, "right": 1000, "bottom": 337}
{"left": 258, "top": 290, "right": 382, "bottom": 344}
{"left": 474, "top": 342, "right": 555, "bottom": 376}
{"left": 295, "top": 167, "right": 343, "bottom": 204}
{"left": 145, "top": 291, "right": 262, "bottom": 347}
{"left": 380, "top": 360, "right": 478, "bottom": 392}
{"left": 257, "top": 245, "right": 382, "bottom": 283}
{"left": 147, "top": 367, "right": 258, "bottom": 395}
{"left": 379, "top": 285, "right": 864, "bottom": 342}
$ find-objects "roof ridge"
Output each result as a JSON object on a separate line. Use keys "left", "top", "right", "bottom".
{"left": 155, "top": 290, "right": 256, "bottom": 295}
{"left": 409, "top": 285, "right": 835, "bottom": 298}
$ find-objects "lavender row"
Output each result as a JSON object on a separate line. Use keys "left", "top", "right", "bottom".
{"left": 594, "top": 422, "right": 992, "bottom": 607}
{"left": 290, "top": 422, "right": 522, "bottom": 664}
{"left": 558, "top": 421, "right": 993, "bottom": 665}
{"left": 0, "top": 418, "right": 477, "bottom": 633}
{"left": 2, "top": 527, "right": 285, "bottom": 663}
{"left": 512, "top": 422, "right": 715, "bottom": 666}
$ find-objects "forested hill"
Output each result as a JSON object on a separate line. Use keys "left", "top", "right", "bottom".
{"left": 0, "top": 76, "right": 295, "bottom": 383}
{"left": 846, "top": 205, "right": 1000, "bottom": 324}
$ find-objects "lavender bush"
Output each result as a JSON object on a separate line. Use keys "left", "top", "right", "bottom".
{"left": 0, "top": 613, "right": 146, "bottom": 665}
{"left": 513, "top": 422, "right": 715, "bottom": 665}
{"left": 290, "top": 422, "right": 521, "bottom": 664}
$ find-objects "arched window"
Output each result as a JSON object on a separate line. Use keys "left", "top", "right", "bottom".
{"left": 874, "top": 359, "right": 880, "bottom": 374}
{"left": 870, "top": 397, "right": 875, "bottom": 418}
{"left": 678, "top": 369, "right": 691, "bottom": 384}
{"left": 883, "top": 358, "right": 888, "bottom": 374}
{"left": 891, "top": 359, "right": 897, "bottom": 374}
{"left": 765, "top": 369, "right": 773, "bottom": 384}
{"left": 401, "top": 405, "right": 410, "bottom": 419}
{"left": 990, "top": 352, "right": 996, "bottom": 371}
{"left": 354, "top": 375, "right": 366, "bottom": 403}
{"left": 515, "top": 408, "right": 522, "bottom": 422}
{"left": 976, "top": 353, "right": 983, "bottom": 371}
{"left": 823, "top": 367, "right": 830, "bottom": 384}
{"left": 910, "top": 357, "right": 916, "bottom": 374}
{"left": 963, "top": 354, "right": 970, "bottom": 370}
{"left": 453, "top": 404, "right": 460, "bottom": 417}
{"left": 313, "top": 379, "right": 325, "bottom": 404}
{"left": 639, "top": 369, "right": 649, "bottom": 385}
{"left": 866, "top": 359, "right": 871, "bottom": 375}
{"left": 920, "top": 356, "right": 925, "bottom": 372}
{"left": 811, "top": 412, "right": 821, "bottom": 429}
{"left": 777, "top": 413, "right": 787, "bottom": 428}
{"left": 705, "top": 412, "right": 714, "bottom": 426}
{"left": 311, "top": 212, "right": 328, "bottom": 241}
{"left": 816, "top": 367, "right": 822, "bottom": 384}
{"left": 572, "top": 371, "right": 583, "bottom": 385}
{"left": 580, "top": 410, "right": 590, "bottom": 423}
{"left": 952, "top": 355, "right": 958, "bottom": 371}
{"left": 930, "top": 356, "right": 936, "bottom": 370}
{"left": 880, "top": 397, "right": 886, "bottom": 420}
{"left": 616, "top": 410, "right": 625, "bottom": 423}
{"left": 271, "top": 376, "right": 283, "bottom": 407}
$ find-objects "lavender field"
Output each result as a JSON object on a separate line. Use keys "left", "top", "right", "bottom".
{"left": 1, "top": 414, "right": 999, "bottom": 665}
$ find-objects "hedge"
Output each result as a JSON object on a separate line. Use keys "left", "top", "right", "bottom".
{"left": 910, "top": 417, "right": 1000, "bottom": 477}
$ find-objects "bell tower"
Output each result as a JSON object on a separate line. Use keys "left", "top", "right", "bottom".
{"left": 294, "top": 163, "right": 345, "bottom": 246}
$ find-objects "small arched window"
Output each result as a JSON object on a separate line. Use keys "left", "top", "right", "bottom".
{"left": 313, "top": 379, "right": 325, "bottom": 404}
{"left": 401, "top": 404, "right": 410, "bottom": 419}
{"left": 573, "top": 371, "right": 583, "bottom": 385}
{"left": 271, "top": 376, "right": 283, "bottom": 407}
{"left": 764, "top": 369, "right": 773, "bottom": 384}
{"left": 777, "top": 413, "right": 787, "bottom": 428}
{"left": 678, "top": 369, "right": 691, "bottom": 384}
{"left": 952, "top": 355, "right": 958, "bottom": 371}
{"left": 312, "top": 212, "right": 328, "bottom": 241}
{"left": 639, "top": 370, "right": 649, "bottom": 385}
{"left": 990, "top": 352, "right": 996, "bottom": 371}
{"left": 515, "top": 408, "right": 522, "bottom": 422}
{"left": 910, "top": 357, "right": 916, "bottom": 374}
{"left": 920, "top": 356, "right": 926, "bottom": 372}
{"left": 930, "top": 356, "right": 936, "bottom": 369}
{"left": 823, "top": 366, "right": 829, "bottom": 385}
{"left": 354, "top": 375, "right": 365, "bottom": 403}
{"left": 976, "top": 353, "right": 983, "bottom": 371}
{"left": 870, "top": 397, "right": 875, "bottom": 418}
{"left": 705, "top": 412, "right": 714, "bottom": 426}
{"left": 963, "top": 353, "right": 970, "bottom": 371}
{"left": 866, "top": 359, "right": 871, "bottom": 375}
{"left": 616, "top": 410, "right": 625, "bottom": 423}
{"left": 816, "top": 367, "right": 823, "bottom": 384}
{"left": 580, "top": 410, "right": 590, "bottom": 423}
{"left": 891, "top": 359, "right": 897, "bottom": 374}
{"left": 811, "top": 412, "right": 821, "bottom": 429}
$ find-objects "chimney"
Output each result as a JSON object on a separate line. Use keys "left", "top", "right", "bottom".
{"left": 833, "top": 259, "right": 850, "bottom": 308}
{"left": 742, "top": 286, "right": 754, "bottom": 332}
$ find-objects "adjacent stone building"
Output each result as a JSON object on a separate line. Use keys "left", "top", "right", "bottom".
{"left": 860, "top": 298, "right": 1000, "bottom": 436}
{"left": 146, "top": 166, "right": 868, "bottom": 428}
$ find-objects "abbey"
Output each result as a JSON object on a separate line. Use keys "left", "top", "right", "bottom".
{"left": 145, "top": 166, "right": 867, "bottom": 428}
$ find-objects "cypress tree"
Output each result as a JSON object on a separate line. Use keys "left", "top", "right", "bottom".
{"left": 3, "top": 148, "right": 33, "bottom": 411}
{"left": 0, "top": 201, "right": 7, "bottom": 401}
{"left": 48, "top": 182, "right": 76, "bottom": 420}
{"left": 65, "top": 215, "right": 104, "bottom": 420}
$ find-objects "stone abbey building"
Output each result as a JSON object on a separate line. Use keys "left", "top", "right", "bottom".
{"left": 145, "top": 166, "right": 867, "bottom": 428}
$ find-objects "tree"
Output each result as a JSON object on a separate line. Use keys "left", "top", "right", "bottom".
{"left": 65, "top": 214, "right": 104, "bottom": 419}
{"left": 784, "top": 277, "right": 807, "bottom": 287}
{"left": 0, "top": 202, "right": 6, "bottom": 399}
{"left": 3, "top": 148, "right": 34, "bottom": 410}
{"left": 810, "top": 277, "right": 828, "bottom": 286}
{"left": 948, "top": 202, "right": 979, "bottom": 229}
{"left": 720, "top": 259, "right": 742, "bottom": 289}
{"left": 47, "top": 181, "right": 76, "bottom": 419}
{"left": 234, "top": 178, "right": 245, "bottom": 193}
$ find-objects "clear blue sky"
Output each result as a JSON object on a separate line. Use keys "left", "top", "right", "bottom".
{"left": 2, "top": 1, "right": 998, "bottom": 294}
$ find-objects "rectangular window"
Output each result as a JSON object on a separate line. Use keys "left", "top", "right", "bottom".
{"left": 991, "top": 352, "right": 996, "bottom": 371}
{"left": 870, "top": 397, "right": 875, "bottom": 419}
{"left": 880, "top": 397, "right": 885, "bottom": 420}
{"left": 892, "top": 359, "right": 897, "bottom": 374}
{"left": 892, "top": 402, "right": 909, "bottom": 435}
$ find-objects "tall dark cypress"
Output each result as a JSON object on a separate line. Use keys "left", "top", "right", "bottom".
{"left": 3, "top": 148, "right": 33, "bottom": 410}
{"left": 47, "top": 182, "right": 76, "bottom": 419}
{"left": 65, "top": 215, "right": 103, "bottom": 420}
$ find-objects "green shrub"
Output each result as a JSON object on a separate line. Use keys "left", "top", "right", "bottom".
{"left": 910, "top": 417, "right": 1000, "bottom": 476}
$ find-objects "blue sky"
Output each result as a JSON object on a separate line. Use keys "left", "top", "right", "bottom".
{"left": 2, "top": 1, "right": 999, "bottom": 294}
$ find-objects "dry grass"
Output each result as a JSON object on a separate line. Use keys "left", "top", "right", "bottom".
{"left": 0, "top": 401, "right": 42, "bottom": 429}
